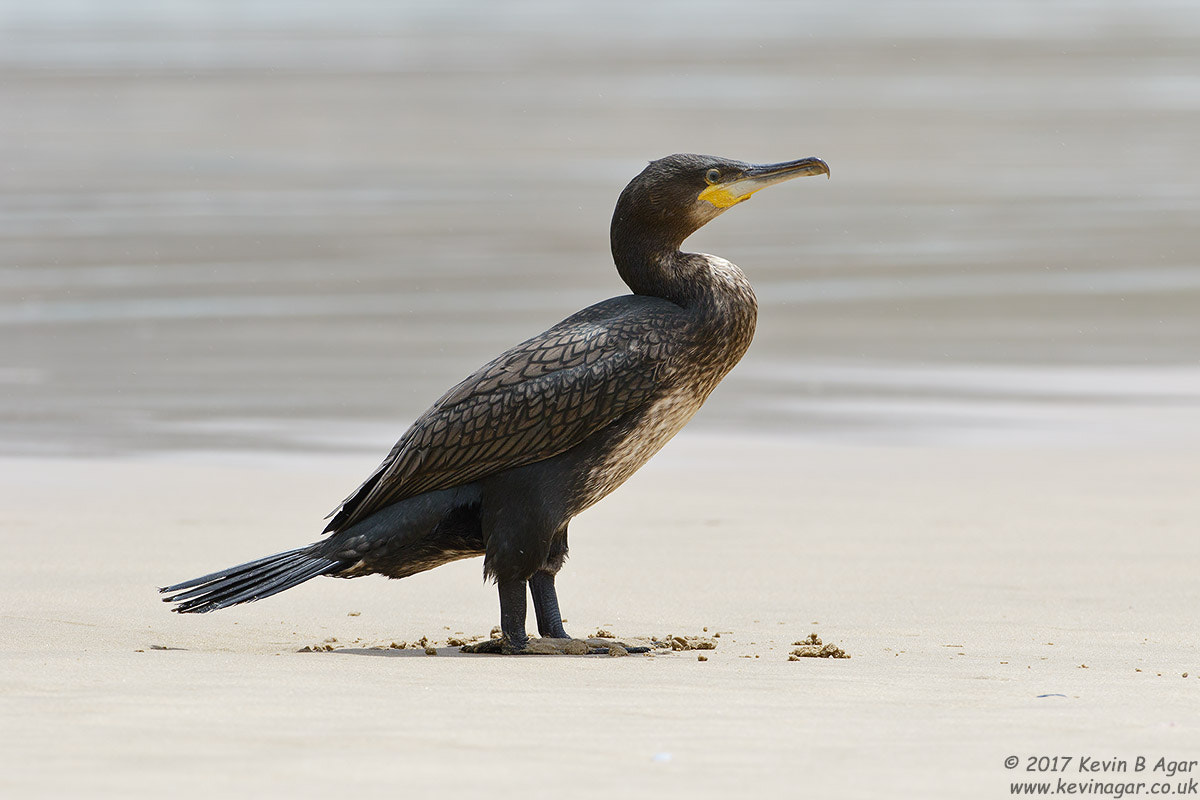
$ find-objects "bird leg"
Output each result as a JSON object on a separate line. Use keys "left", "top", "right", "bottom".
{"left": 529, "top": 571, "right": 649, "bottom": 652}
{"left": 460, "top": 573, "right": 650, "bottom": 655}
{"left": 498, "top": 577, "right": 530, "bottom": 651}
{"left": 460, "top": 578, "right": 532, "bottom": 654}
{"left": 529, "top": 570, "right": 570, "bottom": 639}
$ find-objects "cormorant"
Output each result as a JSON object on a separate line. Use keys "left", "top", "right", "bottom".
{"left": 160, "top": 153, "right": 829, "bottom": 654}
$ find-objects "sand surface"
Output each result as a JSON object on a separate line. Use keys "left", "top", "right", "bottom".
{"left": 3, "top": 433, "right": 1198, "bottom": 798}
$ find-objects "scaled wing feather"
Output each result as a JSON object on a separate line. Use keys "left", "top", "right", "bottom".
{"left": 325, "top": 297, "right": 683, "bottom": 533}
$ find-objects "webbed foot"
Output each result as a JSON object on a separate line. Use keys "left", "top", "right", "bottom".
{"left": 471, "top": 577, "right": 652, "bottom": 655}
{"left": 459, "top": 636, "right": 648, "bottom": 656}
{"left": 580, "top": 638, "right": 651, "bottom": 654}
{"left": 459, "top": 636, "right": 528, "bottom": 655}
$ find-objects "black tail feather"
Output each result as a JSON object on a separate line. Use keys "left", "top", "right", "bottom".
{"left": 163, "top": 552, "right": 308, "bottom": 605}
{"left": 160, "top": 547, "right": 342, "bottom": 613}
{"left": 159, "top": 551, "right": 302, "bottom": 595}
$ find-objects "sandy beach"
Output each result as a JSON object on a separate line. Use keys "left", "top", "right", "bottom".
{"left": 3, "top": 430, "right": 1199, "bottom": 798}
{"left": 3, "top": 1, "right": 1200, "bottom": 796}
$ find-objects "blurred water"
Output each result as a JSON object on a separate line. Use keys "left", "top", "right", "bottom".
{"left": 2, "top": 0, "right": 1198, "bottom": 454}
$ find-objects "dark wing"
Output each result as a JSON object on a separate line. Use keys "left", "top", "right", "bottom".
{"left": 324, "top": 295, "right": 686, "bottom": 533}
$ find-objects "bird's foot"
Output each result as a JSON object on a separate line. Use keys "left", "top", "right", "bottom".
{"left": 460, "top": 636, "right": 649, "bottom": 656}
{"left": 458, "top": 636, "right": 529, "bottom": 655}
{"left": 579, "top": 637, "right": 651, "bottom": 655}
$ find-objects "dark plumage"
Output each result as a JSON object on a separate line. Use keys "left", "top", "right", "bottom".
{"left": 161, "top": 153, "right": 829, "bottom": 653}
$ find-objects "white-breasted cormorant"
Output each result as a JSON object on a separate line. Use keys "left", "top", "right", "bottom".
{"left": 161, "top": 153, "right": 829, "bottom": 654}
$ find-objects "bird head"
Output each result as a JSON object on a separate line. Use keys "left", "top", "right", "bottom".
{"left": 611, "top": 153, "right": 830, "bottom": 254}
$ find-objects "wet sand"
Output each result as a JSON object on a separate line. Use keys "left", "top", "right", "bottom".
{"left": 3, "top": 1, "right": 1199, "bottom": 454}
{"left": 3, "top": 434, "right": 1199, "bottom": 797}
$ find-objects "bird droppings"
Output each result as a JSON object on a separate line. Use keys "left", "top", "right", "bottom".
{"left": 347, "top": 611, "right": 361, "bottom": 617}
{"left": 697, "top": 655, "right": 708, "bottom": 662}
{"left": 424, "top": 647, "right": 438, "bottom": 656}
{"left": 446, "top": 637, "right": 466, "bottom": 647}
{"left": 490, "top": 626, "right": 503, "bottom": 640}
{"left": 593, "top": 629, "right": 615, "bottom": 639}
{"left": 788, "top": 633, "right": 850, "bottom": 660}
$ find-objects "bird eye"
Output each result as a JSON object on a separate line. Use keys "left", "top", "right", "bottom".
{"left": 704, "top": 168, "right": 721, "bottom": 185}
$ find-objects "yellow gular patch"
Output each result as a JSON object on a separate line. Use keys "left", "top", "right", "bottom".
{"left": 698, "top": 184, "right": 750, "bottom": 209}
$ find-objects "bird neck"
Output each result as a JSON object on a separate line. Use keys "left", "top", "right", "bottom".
{"left": 609, "top": 201, "right": 756, "bottom": 327}
{"left": 612, "top": 236, "right": 757, "bottom": 332}
{"left": 612, "top": 245, "right": 683, "bottom": 303}
{"left": 611, "top": 222, "right": 759, "bottom": 384}
{"left": 610, "top": 222, "right": 714, "bottom": 306}
{"left": 610, "top": 196, "right": 697, "bottom": 303}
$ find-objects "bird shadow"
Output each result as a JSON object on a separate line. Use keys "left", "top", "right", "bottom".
{"left": 330, "top": 646, "right": 478, "bottom": 658}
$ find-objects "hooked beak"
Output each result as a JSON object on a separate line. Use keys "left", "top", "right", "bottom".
{"left": 699, "top": 157, "right": 830, "bottom": 209}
